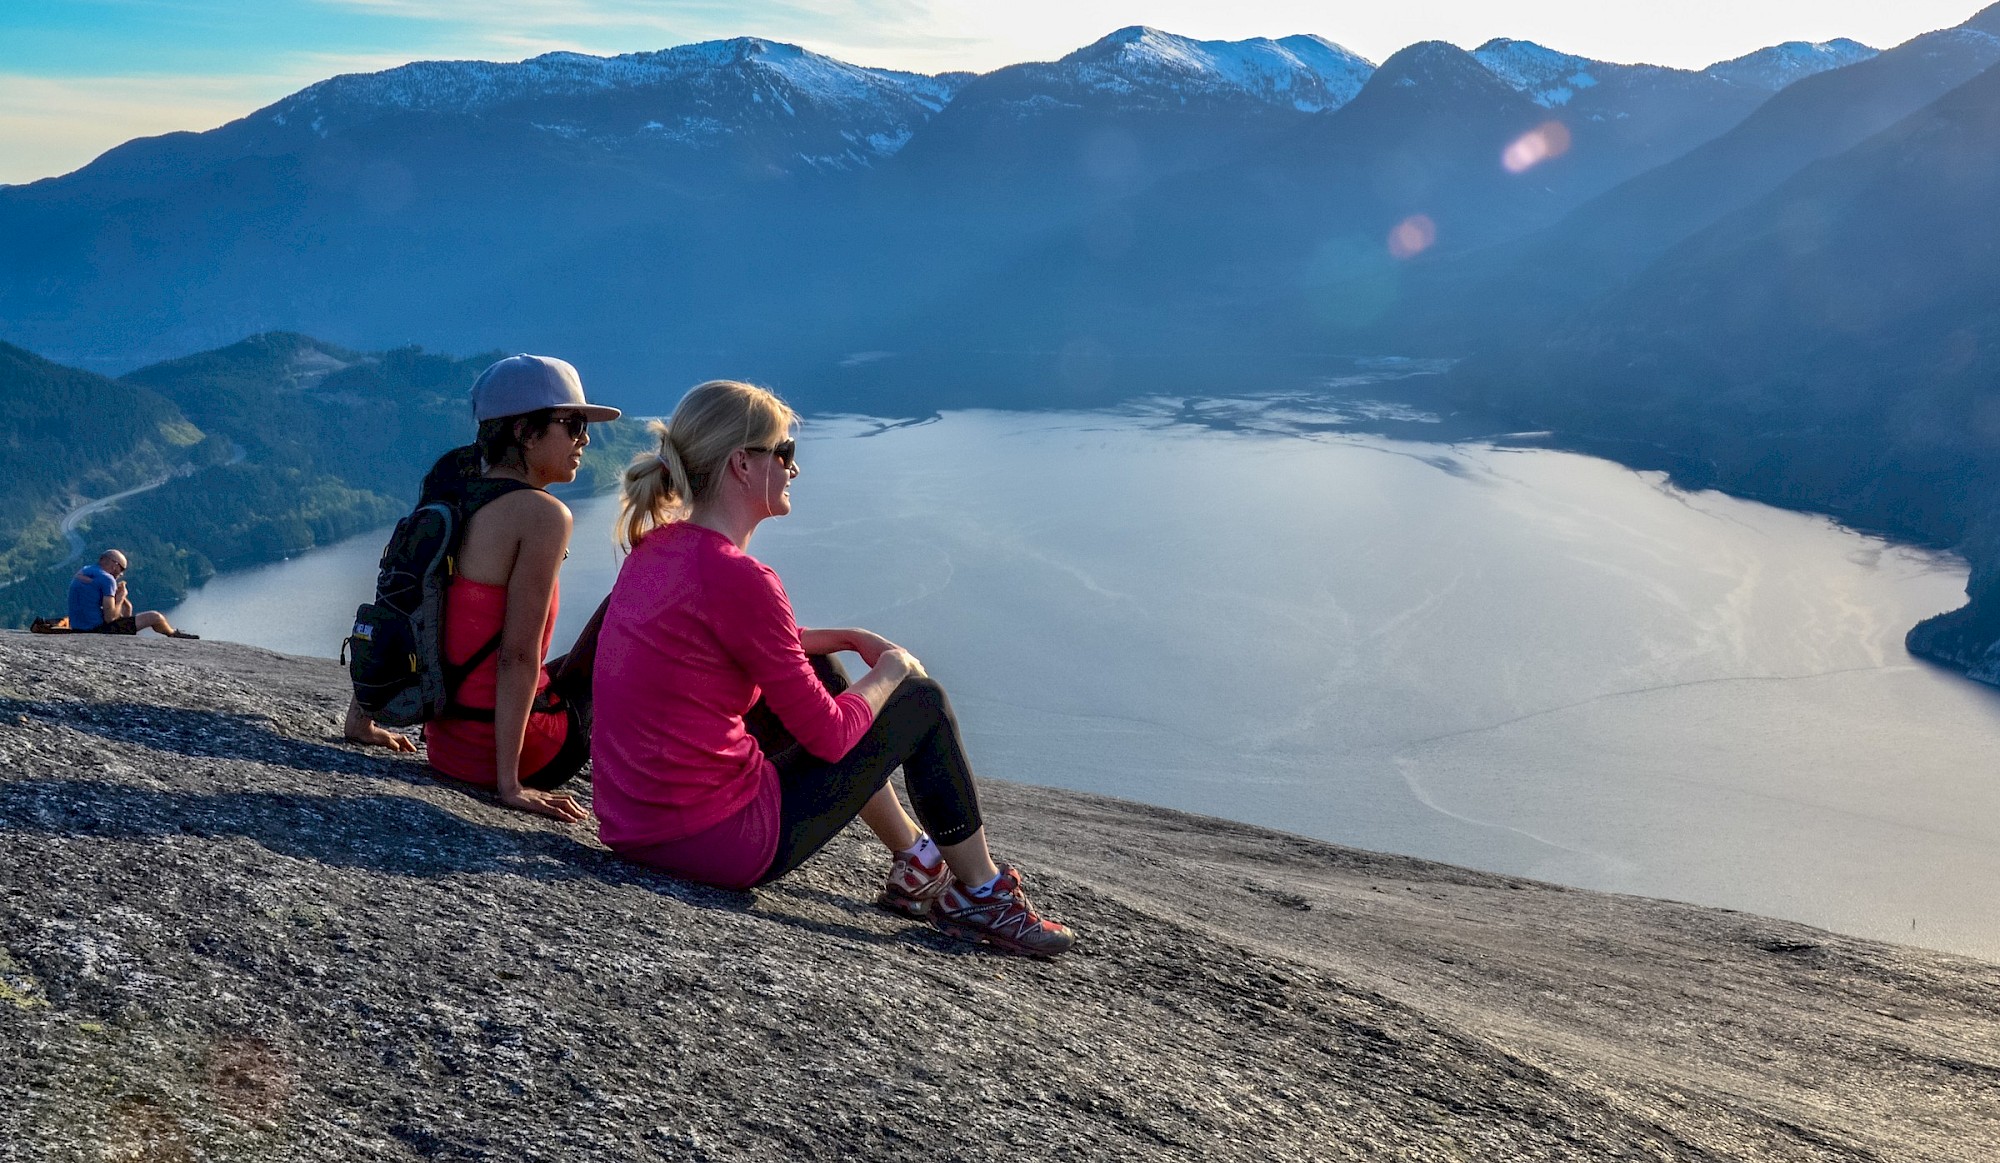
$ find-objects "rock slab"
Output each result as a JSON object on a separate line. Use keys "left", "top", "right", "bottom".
{"left": 2, "top": 632, "right": 1997, "bottom": 1161}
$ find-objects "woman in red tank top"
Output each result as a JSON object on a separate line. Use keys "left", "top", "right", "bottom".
{"left": 347, "top": 355, "right": 620, "bottom": 823}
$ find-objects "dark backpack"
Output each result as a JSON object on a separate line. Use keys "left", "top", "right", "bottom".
{"left": 344, "top": 477, "right": 532, "bottom": 727}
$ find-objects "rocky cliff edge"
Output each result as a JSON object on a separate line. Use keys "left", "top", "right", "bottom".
{"left": 2, "top": 632, "right": 1997, "bottom": 1161}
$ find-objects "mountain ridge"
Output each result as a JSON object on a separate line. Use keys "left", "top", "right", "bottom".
{"left": 1704, "top": 38, "right": 1879, "bottom": 89}
{"left": 1054, "top": 25, "right": 1376, "bottom": 111}
{"left": 8, "top": 22, "right": 1886, "bottom": 197}
{"left": 279, "top": 37, "right": 968, "bottom": 121}
{"left": 1364, "top": 15, "right": 2000, "bottom": 358}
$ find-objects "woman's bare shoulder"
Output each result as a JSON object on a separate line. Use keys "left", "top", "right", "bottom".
{"left": 458, "top": 488, "right": 574, "bottom": 582}
{"left": 480, "top": 486, "right": 573, "bottom": 530}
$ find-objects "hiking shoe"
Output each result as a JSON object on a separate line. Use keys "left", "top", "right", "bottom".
{"left": 930, "top": 864, "right": 1075, "bottom": 957}
{"left": 168, "top": 630, "right": 200, "bottom": 640}
{"left": 877, "top": 847, "right": 954, "bottom": 919}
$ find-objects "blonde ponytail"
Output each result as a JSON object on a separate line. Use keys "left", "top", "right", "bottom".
{"left": 616, "top": 421, "right": 680, "bottom": 551}
{"left": 616, "top": 380, "right": 796, "bottom": 550}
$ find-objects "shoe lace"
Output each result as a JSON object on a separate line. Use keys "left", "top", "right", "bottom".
{"left": 980, "top": 873, "right": 1050, "bottom": 937}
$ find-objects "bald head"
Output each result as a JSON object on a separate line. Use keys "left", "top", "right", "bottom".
{"left": 98, "top": 550, "right": 127, "bottom": 574}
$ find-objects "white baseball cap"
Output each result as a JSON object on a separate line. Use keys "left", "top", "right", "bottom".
{"left": 470, "top": 354, "right": 622, "bottom": 423}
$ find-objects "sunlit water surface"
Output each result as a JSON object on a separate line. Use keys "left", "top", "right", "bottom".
{"left": 170, "top": 400, "right": 2000, "bottom": 961}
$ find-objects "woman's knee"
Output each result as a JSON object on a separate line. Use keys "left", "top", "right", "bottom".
{"left": 893, "top": 674, "right": 945, "bottom": 712}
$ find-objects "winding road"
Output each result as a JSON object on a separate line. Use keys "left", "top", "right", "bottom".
{"left": 55, "top": 441, "right": 246, "bottom": 566}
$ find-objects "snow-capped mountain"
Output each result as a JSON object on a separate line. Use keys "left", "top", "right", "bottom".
{"left": 1466, "top": 38, "right": 1798, "bottom": 194}
{"left": 279, "top": 39, "right": 962, "bottom": 118}
{"left": 261, "top": 38, "right": 969, "bottom": 165}
{"left": 1054, "top": 26, "right": 1375, "bottom": 111}
{"left": 880, "top": 26, "right": 1377, "bottom": 224}
{"left": 1472, "top": 37, "right": 1877, "bottom": 109}
{"left": 1471, "top": 39, "right": 1662, "bottom": 107}
{"left": 2, "top": 15, "right": 1982, "bottom": 398}
{"left": 1703, "top": 40, "right": 1879, "bottom": 90}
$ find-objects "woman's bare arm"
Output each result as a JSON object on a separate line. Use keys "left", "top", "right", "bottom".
{"left": 794, "top": 627, "right": 913, "bottom": 712}
{"left": 490, "top": 493, "right": 588, "bottom": 823}
{"left": 798, "top": 627, "right": 898, "bottom": 665}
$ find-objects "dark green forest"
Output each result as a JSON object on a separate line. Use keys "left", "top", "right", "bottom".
{"left": 0, "top": 334, "right": 649, "bottom": 627}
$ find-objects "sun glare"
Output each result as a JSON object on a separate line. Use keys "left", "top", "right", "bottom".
{"left": 1502, "top": 121, "right": 1573, "bottom": 175}
{"left": 1387, "top": 214, "right": 1437, "bottom": 260}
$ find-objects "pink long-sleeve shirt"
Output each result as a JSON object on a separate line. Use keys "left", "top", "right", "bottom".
{"left": 591, "top": 521, "right": 874, "bottom": 857}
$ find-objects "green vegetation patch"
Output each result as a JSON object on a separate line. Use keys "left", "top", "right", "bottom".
{"left": 0, "top": 341, "right": 200, "bottom": 546}
{"left": 1, "top": 333, "right": 657, "bottom": 627}
{"left": 0, "top": 946, "right": 49, "bottom": 1010}
{"left": 160, "top": 419, "right": 207, "bottom": 447}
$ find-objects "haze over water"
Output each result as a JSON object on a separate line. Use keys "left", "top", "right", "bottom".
{"left": 171, "top": 396, "right": 2000, "bottom": 961}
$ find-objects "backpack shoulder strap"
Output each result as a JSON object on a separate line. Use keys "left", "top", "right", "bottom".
{"left": 455, "top": 476, "right": 538, "bottom": 520}
{"left": 439, "top": 630, "right": 505, "bottom": 722}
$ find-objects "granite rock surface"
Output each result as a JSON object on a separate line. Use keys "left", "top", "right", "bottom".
{"left": 2, "top": 632, "right": 1997, "bottom": 1161}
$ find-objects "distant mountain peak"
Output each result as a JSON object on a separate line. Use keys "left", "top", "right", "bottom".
{"left": 1057, "top": 25, "right": 1375, "bottom": 111}
{"left": 1095, "top": 25, "right": 1168, "bottom": 47}
{"left": 1474, "top": 38, "right": 1590, "bottom": 77}
{"left": 1471, "top": 39, "right": 1627, "bottom": 106}
{"left": 650, "top": 36, "right": 793, "bottom": 66}
{"left": 1964, "top": 2, "right": 2000, "bottom": 36}
{"left": 1371, "top": 40, "right": 1515, "bottom": 94}
{"left": 1702, "top": 39, "right": 1877, "bottom": 90}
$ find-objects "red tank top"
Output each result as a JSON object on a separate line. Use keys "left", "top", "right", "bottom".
{"left": 423, "top": 575, "right": 567, "bottom": 785}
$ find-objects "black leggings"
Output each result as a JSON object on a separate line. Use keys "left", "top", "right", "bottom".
{"left": 750, "top": 656, "right": 984, "bottom": 886}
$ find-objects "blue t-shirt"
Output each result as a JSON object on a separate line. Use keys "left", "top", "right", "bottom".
{"left": 67, "top": 564, "right": 117, "bottom": 630}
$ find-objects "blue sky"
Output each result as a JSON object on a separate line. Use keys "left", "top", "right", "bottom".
{"left": 2, "top": 0, "right": 1990, "bottom": 184}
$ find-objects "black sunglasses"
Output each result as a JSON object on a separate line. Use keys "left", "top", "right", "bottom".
{"left": 745, "top": 438, "right": 797, "bottom": 469}
{"left": 546, "top": 413, "right": 589, "bottom": 440}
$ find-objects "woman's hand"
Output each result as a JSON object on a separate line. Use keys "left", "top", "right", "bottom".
{"left": 880, "top": 647, "right": 927, "bottom": 681}
{"left": 499, "top": 785, "right": 591, "bottom": 824}
{"left": 845, "top": 647, "right": 927, "bottom": 716}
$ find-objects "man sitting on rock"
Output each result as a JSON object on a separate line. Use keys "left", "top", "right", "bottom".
{"left": 66, "top": 549, "right": 197, "bottom": 639}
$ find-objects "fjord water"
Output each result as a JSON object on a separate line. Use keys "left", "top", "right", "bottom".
{"left": 170, "top": 400, "right": 2000, "bottom": 961}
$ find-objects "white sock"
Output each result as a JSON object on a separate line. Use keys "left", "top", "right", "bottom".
{"left": 966, "top": 870, "right": 1005, "bottom": 897}
{"left": 900, "top": 834, "right": 940, "bottom": 866}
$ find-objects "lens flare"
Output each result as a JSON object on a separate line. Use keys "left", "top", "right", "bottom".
{"left": 1502, "top": 121, "right": 1573, "bottom": 175}
{"left": 1387, "top": 215, "right": 1436, "bottom": 260}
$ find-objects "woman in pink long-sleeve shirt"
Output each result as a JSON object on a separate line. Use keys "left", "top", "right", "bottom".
{"left": 591, "top": 380, "right": 1074, "bottom": 957}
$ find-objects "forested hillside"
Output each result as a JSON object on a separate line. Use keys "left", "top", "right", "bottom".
{"left": 0, "top": 335, "right": 647, "bottom": 627}
{"left": 0, "top": 344, "right": 221, "bottom": 605}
